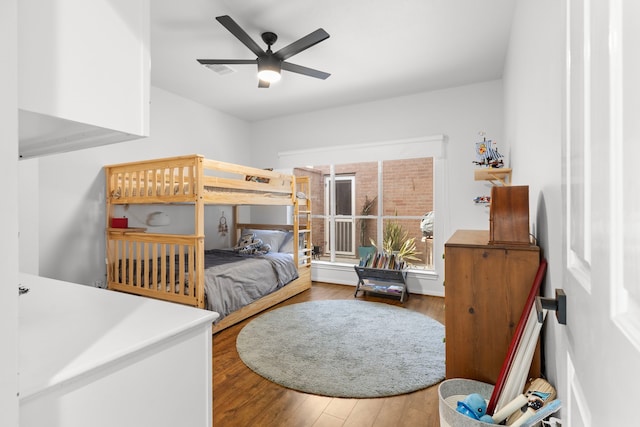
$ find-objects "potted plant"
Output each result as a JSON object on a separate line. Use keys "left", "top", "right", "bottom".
{"left": 357, "top": 196, "right": 377, "bottom": 260}
{"left": 372, "top": 218, "right": 421, "bottom": 265}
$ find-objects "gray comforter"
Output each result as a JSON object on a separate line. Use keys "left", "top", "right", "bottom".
{"left": 203, "top": 249, "right": 299, "bottom": 320}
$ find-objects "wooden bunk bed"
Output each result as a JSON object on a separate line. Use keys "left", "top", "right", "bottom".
{"left": 104, "top": 154, "right": 312, "bottom": 334}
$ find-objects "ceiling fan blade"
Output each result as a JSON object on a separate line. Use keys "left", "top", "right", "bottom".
{"left": 215, "top": 15, "right": 265, "bottom": 57}
{"left": 282, "top": 62, "right": 331, "bottom": 80}
{"left": 258, "top": 79, "right": 270, "bottom": 88}
{"left": 274, "top": 28, "right": 329, "bottom": 61}
{"left": 197, "top": 59, "right": 257, "bottom": 65}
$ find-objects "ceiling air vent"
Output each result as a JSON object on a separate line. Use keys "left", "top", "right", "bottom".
{"left": 203, "top": 63, "right": 236, "bottom": 75}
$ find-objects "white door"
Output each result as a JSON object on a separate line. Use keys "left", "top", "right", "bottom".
{"left": 324, "top": 175, "right": 355, "bottom": 256}
{"left": 563, "top": 0, "right": 640, "bottom": 424}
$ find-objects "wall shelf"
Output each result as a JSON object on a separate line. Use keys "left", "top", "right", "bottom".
{"left": 474, "top": 167, "right": 512, "bottom": 186}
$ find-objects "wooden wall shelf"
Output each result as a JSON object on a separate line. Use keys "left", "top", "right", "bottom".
{"left": 107, "top": 227, "right": 147, "bottom": 234}
{"left": 474, "top": 167, "right": 512, "bottom": 186}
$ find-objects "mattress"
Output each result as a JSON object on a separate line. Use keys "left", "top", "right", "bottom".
{"left": 203, "top": 249, "right": 299, "bottom": 320}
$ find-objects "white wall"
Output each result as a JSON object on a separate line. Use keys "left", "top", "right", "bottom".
{"left": 0, "top": 0, "right": 20, "bottom": 425}
{"left": 250, "top": 80, "right": 504, "bottom": 239}
{"left": 23, "top": 86, "right": 250, "bottom": 286}
{"left": 503, "top": 0, "right": 565, "bottom": 410}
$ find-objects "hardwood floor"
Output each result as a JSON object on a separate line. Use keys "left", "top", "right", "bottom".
{"left": 213, "top": 282, "right": 446, "bottom": 427}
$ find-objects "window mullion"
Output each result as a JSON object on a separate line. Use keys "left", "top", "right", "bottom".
{"left": 329, "top": 165, "right": 336, "bottom": 262}
{"left": 375, "top": 160, "right": 383, "bottom": 249}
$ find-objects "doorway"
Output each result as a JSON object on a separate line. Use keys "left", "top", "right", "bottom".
{"left": 324, "top": 175, "right": 355, "bottom": 256}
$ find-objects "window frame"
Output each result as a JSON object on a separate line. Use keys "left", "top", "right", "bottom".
{"left": 277, "top": 135, "right": 447, "bottom": 297}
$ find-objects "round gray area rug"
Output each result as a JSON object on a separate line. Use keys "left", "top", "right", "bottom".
{"left": 236, "top": 300, "right": 445, "bottom": 398}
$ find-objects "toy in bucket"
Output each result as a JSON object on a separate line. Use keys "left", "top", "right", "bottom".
{"left": 456, "top": 393, "right": 495, "bottom": 424}
{"left": 492, "top": 378, "right": 556, "bottom": 426}
{"left": 440, "top": 379, "right": 559, "bottom": 427}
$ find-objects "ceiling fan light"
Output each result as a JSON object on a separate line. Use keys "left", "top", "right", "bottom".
{"left": 257, "top": 68, "right": 281, "bottom": 83}
{"left": 257, "top": 55, "right": 282, "bottom": 83}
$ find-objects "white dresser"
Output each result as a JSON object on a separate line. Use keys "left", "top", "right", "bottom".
{"left": 18, "top": 274, "right": 218, "bottom": 427}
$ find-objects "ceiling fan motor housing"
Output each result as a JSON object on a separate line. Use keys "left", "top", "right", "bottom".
{"left": 258, "top": 54, "right": 282, "bottom": 70}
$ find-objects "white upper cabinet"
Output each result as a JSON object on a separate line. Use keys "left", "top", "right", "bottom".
{"left": 18, "top": 0, "right": 150, "bottom": 158}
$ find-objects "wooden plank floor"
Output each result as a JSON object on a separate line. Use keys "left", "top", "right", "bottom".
{"left": 213, "top": 282, "right": 446, "bottom": 427}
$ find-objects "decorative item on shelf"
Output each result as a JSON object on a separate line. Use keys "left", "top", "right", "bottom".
{"left": 473, "top": 131, "right": 504, "bottom": 168}
{"left": 473, "top": 195, "right": 491, "bottom": 205}
{"left": 473, "top": 132, "right": 512, "bottom": 186}
{"left": 218, "top": 211, "right": 228, "bottom": 236}
{"left": 111, "top": 217, "right": 128, "bottom": 228}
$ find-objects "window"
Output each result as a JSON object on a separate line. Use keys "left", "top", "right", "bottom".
{"left": 295, "top": 157, "right": 434, "bottom": 270}
{"left": 278, "top": 135, "right": 446, "bottom": 293}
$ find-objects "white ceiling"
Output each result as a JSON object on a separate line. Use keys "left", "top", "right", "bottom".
{"left": 151, "top": 0, "right": 516, "bottom": 122}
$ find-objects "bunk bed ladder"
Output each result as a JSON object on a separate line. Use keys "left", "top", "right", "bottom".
{"left": 295, "top": 176, "right": 313, "bottom": 267}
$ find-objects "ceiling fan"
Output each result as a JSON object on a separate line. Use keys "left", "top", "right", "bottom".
{"left": 197, "top": 15, "right": 330, "bottom": 88}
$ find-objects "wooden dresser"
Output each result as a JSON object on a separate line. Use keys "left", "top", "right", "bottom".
{"left": 444, "top": 229, "right": 541, "bottom": 384}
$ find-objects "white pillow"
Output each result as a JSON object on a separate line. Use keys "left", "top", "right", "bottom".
{"left": 241, "top": 229, "right": 288, "bottom": 253}
{"left": 279, "top": 232, "right": 295, "bottom": 254}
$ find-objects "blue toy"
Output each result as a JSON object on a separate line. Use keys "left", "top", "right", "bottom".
{"left": 479, "top": 414, "right": 495, "bottom": 423}
{"left": 456, "top": 393, "right": 495, "bottom": 424}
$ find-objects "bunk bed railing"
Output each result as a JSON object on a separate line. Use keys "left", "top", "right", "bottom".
{"left": 106, "top": 155, "right": 200, "bottom": 204}
{"left": 201, "top": 158, "right": 295, "bottom": 205}
{"left": 105, "top": 155, "right": 296, "bottom": 206}
{"left": 106, "top": 231, "right": 205, "bottom": 308}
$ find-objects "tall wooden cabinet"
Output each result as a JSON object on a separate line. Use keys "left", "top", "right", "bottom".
{"left": 444, "top": 230, "right": 541, "bottom": 385}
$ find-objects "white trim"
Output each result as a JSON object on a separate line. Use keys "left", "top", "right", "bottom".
{"left": 277, "top": 135, "right": 447, "bottom": 167}
{"left": 610, "top": 0, "right": 640, "bottom": 352}
{"left": 566, "top": 0, "right": 592, "bottom": 293}
{"left": 583, "top": 0, "right": 592, "bottom": 265}
{"left": 567, "top": 351, "right": 592, "bottom": 426}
